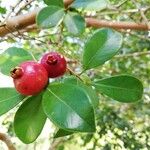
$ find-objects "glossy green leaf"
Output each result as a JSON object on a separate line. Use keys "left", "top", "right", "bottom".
{"left": 63, "top": 76, "right": 99, "bottom": 109}
{"left": 0, "top": 47, "right": 33, "bottom": 75}
{"left": 64, "top": 12, "right": 85, "bottom": 35}
{"left": 14, "top": 94, "right": 47, "bottom": 144}
{"left": 0, "top": 88, "right": 24, "bottom": 116}
{"left": 71, "top": 0, "right": 108, "bottom": 11}
{"left": 43, "top": 83, "right": 95, "bottom": 132}
{"left": 54, "top": 129, "right": 73, "bottom": 138}
{"left": 36, "top": 6, "right": 65, "bottom": 28}
{"left": 93, "top": 75, "right": 143, "bottom": 103}
{"left": 83, "top": 28, "right": 123, "bottom": 70}
{"left": 44, "top": 0, "right": 64, "bottom": 7}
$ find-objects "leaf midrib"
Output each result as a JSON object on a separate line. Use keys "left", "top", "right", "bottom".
{"left": 84, "top": 30, "right": 108, "bottom": 69}
{"left": 66, "top": 14, "right": 79, "bottom": 34}
{"left": 42, "top": 7, "right": 64, "bottom": 25}
{"left": 0, "top": 94, "right": 20, "bottom": 103}
{"left": 47, "top": 88, "right": 93, "bottom": 128}
{"left": 93, "top": 83, "right": 140, "bottom": 93}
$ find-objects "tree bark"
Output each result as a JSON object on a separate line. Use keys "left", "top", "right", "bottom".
{"left": 85, "top": 18, "right": 149, "bottom": 30}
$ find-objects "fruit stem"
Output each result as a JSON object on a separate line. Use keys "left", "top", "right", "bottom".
{"left": 67, "top": 67, "right": 84, "bottom": 82}
{"left": 79, "top": 69, "right": 86, "bottom": 76}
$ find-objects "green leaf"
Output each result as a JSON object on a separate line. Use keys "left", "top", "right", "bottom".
{"left": 63, "top": 76, "right": 99, "bottom": 109}
{"left": 93, "top": 75, "right": 143, "bottom": 103}
{"left": 0, "top": 88, "right": 24, "bottom": 116}
{"left": 14, "top": 94, "right": 46, "bottom": 144}
{"left": 44, "top": 0, "right": 64, "bottom": 7}
{"left": 0, "top": 55, "right": 7, "bottom": 65}
{"left": 0, "top": 7, "right": 6, "bottom": 14}
{"left": 0, "top": 47, "right": 33, "bottom": 75}
{"left": 83, "top": 28, "right": 123, "bottom": 70}
{"left": 54, "top": 129, "right": 73, "bottom": 138}
{"left": 71, "top": 0, "right": 108, "bottom": 11}
{"left": 43, "top": 83, "right": 95, "bottom": 132}
{"left": 64, "top": 12, "right": 85, "bottom": 35}
{"left": 36, "top": 6, "right": 65, "bottom": 28}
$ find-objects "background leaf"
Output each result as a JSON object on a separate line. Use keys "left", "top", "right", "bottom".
{"left": 0, "top": 47, "right": 33, "bottom": 75}
{"left": 14, "top": 94, "right": 46, "bottom": 144}
{"left": 0, "top": 7, "right": 6, "bottom": 14}
{"left": 36, "top": 6, "right": 65, "bottom": 28}
{"left": 44, "top": 0, "right": 64, "bottom": 7}
{"left": 64, "top": 12, "right": 85, "bottom": 35}
{"left": 71, "top": 0, "right": 108, "bottom": 11}
{"left": 43, "top": 83, "right": 95, "bottom": 132}
{"left": 93, "top": 75, "right": 143, "bottom": 103}
{"left": 0, "top": 55, "right": 8, "bottom": 65}
{"left": 83, "top": 28, "right": 123, "bottom": 70}
{"left": 0, "top": 88, "right": 24, "bottom": 116}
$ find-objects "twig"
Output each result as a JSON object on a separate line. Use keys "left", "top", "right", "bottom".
{"left": 16, "top": 0, "right": 35, "bottom": 15}
{"left": 121, "top": 30, "right": 150, "bottom": 42}
{"left": 131, "top": 0, "right": 150, "bottom": 29}
{"left": 48, "top": 138, "right": 65, "bottom": 150}
{"left": 93, "top": 8, "right": 150, "bottom": 16}
{"left": 116, "top": 0, "right": 128, "bottom": 8}
{"left": 4, "top": 0, "right": 22, "bottom": 22}
{"left": 67, "top": 67, "right": 83, "bottom": 81}
{"left": 115, "top": 51, "right": 150, "bottom": 58}
{"left": 0, "top": 133, "right": 16, "bottom": 150}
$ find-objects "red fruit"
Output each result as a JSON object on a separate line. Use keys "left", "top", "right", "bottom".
{"left": 10, "top": 61, "right": 48, "bottom": 96}
{"left": 40, "top": 52, "right": 67, "bottom": 78}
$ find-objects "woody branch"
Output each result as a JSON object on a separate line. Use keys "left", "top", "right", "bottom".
{"left": 0, "top": 132, "right": 16, "bottom": 150}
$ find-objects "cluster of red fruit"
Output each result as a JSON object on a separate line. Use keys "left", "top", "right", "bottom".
{"left": 10, "top": 52, "right": 67, "bottom": 96}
